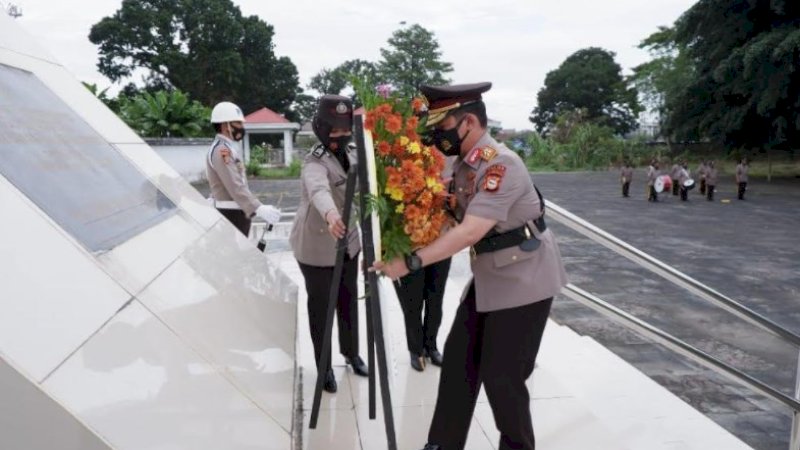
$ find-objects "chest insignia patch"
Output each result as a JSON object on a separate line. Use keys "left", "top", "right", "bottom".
{"left": 312, "top": 146, "right": 326, "bottom": 158}
{"left": 480, "top": 147, "right": 498, "bottom": 162}
{"left": 481, "top": 164, "right": 506, "bottom": 192}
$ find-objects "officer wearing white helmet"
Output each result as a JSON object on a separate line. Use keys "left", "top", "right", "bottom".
{"left": 206, "top": 101, "right": 281, "bottom": 236}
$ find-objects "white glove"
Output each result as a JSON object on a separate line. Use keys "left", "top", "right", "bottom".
{"left": 255, "top": 205, "right": 281, "bottom": 225}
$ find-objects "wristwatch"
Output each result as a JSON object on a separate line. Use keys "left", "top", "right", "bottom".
{"left": 404, "top": 251, "right": 423, "bottom": 272}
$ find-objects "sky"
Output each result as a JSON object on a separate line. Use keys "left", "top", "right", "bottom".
{"left": 13, "top": 0, "right": 698, "bottom": 130}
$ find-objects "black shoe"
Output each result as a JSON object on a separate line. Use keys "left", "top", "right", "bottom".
{"left": 424, "top": 347, "right": 443, "bottom": 367}
{"left": 410, "top": 353, "right": 425, "bottom": 372}
{"left": 323, "top": 369, "right": 337, "bottom": 393}
{"left": 420, "top": 444, "right": 441, "bottom": 450}
{"left": 345, "top": 356, "right": 369, "bottom": 377}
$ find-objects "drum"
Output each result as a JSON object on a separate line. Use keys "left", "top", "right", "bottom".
{"left": 661, "top": 175, "right": 673, "bottom": 191}
{"left": 683, "top": 178, "right": 696, "bottom": 190}
{"left": 654, "top": 176, "right": 665, "bottom": 193}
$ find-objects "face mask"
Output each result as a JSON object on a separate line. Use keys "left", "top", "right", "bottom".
{"left": 330, "top": 135, "right": 351, "bottom": 151}
{"left": 430, "top": 117, "right": 468, "bottom": 157}
{"left": 230, "top": 125, "right": 245, "bottom": 142}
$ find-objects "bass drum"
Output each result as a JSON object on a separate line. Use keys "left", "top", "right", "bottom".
{"left": 654, "top": 176, "right": 665, "bottom": 193}
{"left": 683, "top": 178, "right": 696, "bottom": 190}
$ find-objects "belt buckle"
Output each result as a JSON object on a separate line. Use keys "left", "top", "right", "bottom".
{"left": 470, "top": 246, "right": 477, "bottom": 260}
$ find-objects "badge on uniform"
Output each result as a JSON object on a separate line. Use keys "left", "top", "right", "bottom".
{"left": 480, "top": 147, "right": 497, "bottom": 162}
{"left": 312, "top": 146, "right": 326, "bottom": 158}
{"left": 220, "top": 148, "right": 232, "bottom": 164}
{"left": 466, "top": 148, "right": 482, "bottom": 165}
{"left": 481, "top": 164, "right": 506, "bottom": 192}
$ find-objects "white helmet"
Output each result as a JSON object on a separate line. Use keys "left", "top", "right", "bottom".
{"left": 210, "top": 101, "right": 245, "bottom": 123}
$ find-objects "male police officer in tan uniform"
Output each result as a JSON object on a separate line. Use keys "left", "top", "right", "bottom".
{"left": 206, "top": 101, "right": 281, "bottom": 235}
{"left": 289, "top": 95, "right": 367, "bottom": 393}
{"left": 620, "top": 161, "right": 634, "bottom": 198}
{"left": 374, "top": 82, "right": 568, "bottom": 450}
{"left": 736, "top": 157, "right": 749, "bottom": 200}
{"left": 706, "top": 160, "right": 718, "bottom": 201}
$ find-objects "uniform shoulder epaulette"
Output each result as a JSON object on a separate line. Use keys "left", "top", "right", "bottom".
{"left": 311, "top": 145, "right": 326, "bottom": 158}
{"left": 480, "top": 146, "right": 498, "bottom": 162}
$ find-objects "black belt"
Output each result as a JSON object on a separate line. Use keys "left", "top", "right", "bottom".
{"left": 472, "top": 217, "right": 547, "bottom": 256}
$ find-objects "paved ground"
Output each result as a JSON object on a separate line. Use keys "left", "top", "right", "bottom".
{"left": 195, "top": 170, "right": 800, "bottom": 450}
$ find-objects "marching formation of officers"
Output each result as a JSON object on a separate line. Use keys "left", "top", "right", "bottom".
{"left": 205, "top": 82, "right": 567, "bottom": 450}
{"left": 630, "top": 157, "right": 750, "bottom": 203}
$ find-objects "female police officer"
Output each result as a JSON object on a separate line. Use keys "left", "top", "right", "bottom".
{"left": 289, "top": 95, "right": 368, "bottom": 393}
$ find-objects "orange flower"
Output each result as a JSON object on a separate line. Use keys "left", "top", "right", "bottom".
{"left": 385, "top": 114, "right": 403, "bottom": 134}
{"left": 377, "top": 141, "right": 391, "bottom": 156}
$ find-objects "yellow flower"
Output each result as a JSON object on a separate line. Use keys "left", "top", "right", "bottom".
{"left": 385, "top": 185, "right": 404, "bottom": 201}
{"left": 407, "top": 141, "right": 421, "bottom": 154}
{"left": 395, "top": 203, "right": 405, "bottom": 213}
{"left": 426, "top": 177, "right": 444, "bottom": 194}
{"left": 399, "top": 136, "right": 410, "bottom": 146}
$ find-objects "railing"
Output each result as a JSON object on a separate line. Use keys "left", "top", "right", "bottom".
{"left": 547, "top": 201, "right": 800, "bottom": 450}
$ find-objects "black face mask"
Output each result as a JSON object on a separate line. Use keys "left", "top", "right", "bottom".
{"left": 230, "top": 125, "right": 245, "bottom": 142}
{"left": 330, "top": 135, "right": 351, "bottom": 152}
{"left": 428, "top": 117, "right": 468, "bottom": 156}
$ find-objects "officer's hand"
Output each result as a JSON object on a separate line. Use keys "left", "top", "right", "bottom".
{"left": 256, "top": 205, "right": 282, "bottom": 225}
{"left": 370, "top": 258, "right": 409, "bottom": 281}
{"left": 325, "top": 209, "right": 346, "bottom": 239}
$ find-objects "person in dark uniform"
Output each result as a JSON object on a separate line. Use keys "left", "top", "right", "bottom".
{"left": 289, "top": 95, "right": 368, "bottom": 394}
{"left": 206, "top": 101, "right": 281, "bottom": 235}
{"left": 706, "top": 160, "right": 718, "bottom": 201}
{"left": 393, "top": 257, "right": 452, "bottom": 371}
{"left": 620, "top": 161, "right": 633, "bottom": 198}
{"left": 374, "top": 82, "right": 568, "bottom": 450}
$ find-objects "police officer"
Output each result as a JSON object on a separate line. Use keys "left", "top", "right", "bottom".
{"left": 697, "top": 160, "right": 708, "bottom": 195}
{"left": 206, "top": 101, "right": 281, "bottom": 235}
{"left": 373, "top": 82, "right": 568, "bottom": 450}
{"left": 670, "top": 160, "right": 681, "bottom": 196}
{"left": 620, "top": 161, "right": 633, "bottom": 198}
{"left": 289, "top": 95, "right": 368, "bottom": 394}
{"left": 647, "top": 159, "right": 660, "bottom": 202}
{"left": 678, "top": 162, "right": 691, "bottom": 202}
{"left": 736, "top": 157, "right": 749, "bottom": 200}
{"left": 706, "top": 160, "right": 718, "bottom": 201}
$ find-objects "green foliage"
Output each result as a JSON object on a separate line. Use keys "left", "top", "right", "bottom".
{"left": 530, "top": 47, "right": 641, "bottom": 137}
{"left": 524, "top": 112, "right": 655, "bottom": 171}
{"left": 666, "top": 0, "right": 800, "bottom": 149}
{"left": 118, "top": 89, "right": 211, "bottom": 138}
{"left": 378, "top": 24, "right": 453, "bottom": 99}
{"left": 308, "top": 59, "right": 380, "bottom": 106}
{"left": 89, "top": 0, "right": 299, "bottom": 115}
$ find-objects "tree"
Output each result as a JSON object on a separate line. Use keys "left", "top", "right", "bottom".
{"left": 308, "top": 59, "right": 380, "bottom": 106}
{"left": 530, "top": 47, "right": 641, "bottom": 136}
{"left": 89, "top": 0, "right": 299, "bottom": 115}
{"left": 667, "top": 0, "right": 800, "bottom": 149}
{"left": 118, "top": 89, "right": 211, "bottom": 138}
{"left": 378, "top": 24, "right": 453, "bottom": 99}
{"left": 630, "top": 26, "right": 695, "bottom": 142}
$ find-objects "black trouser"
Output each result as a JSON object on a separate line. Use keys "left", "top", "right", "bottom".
{"left": 738, "top": 182, "right": 747, "bottom": 199}
{"left": 680, "top": 186, "right": 688, "bottom": 201}
{"left": 392, "top": 258, "right": 452, "bottom": 355}
{"left": 672, "top": 179, "right": 679, "bottom": 195}
{"left": 707, "top": 185, "right": 715, "bottom": 201}
{"left": 648, "top": 185, "right": 658, "bottom": 202}
{"left": 218, "top": 208, "right": 251, "bottom": 236}
{"left": 700, "top": 178, "right": 706, "bottom": 195}
{"left": 298, "top": 253, "right": 360, "bottom": 372}
{"left": 427, "top": 283, "right": 553, "bottom": 450}
{"left": 622, "top": 182, "right": 630, "bottom": 197}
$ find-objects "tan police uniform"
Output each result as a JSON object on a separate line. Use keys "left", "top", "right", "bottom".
{"left": 450, "top": 132, "right": 567, "bottom": 312}
{"left": 647, "top": 164, "right": 659, "bottom": 202}
{"left": 736, "top": 162, "right": 749, "bottom": 200}
{"left": 706, "top": 165, "right": 718, "bottom": 201}
{"left": 417, "top": 82, "right": 566, "bottom": 450}
{"left": 620, "top": 165, "right": 633, "bottom": 197}
{"left": 289, "top": 94, "right": 367, "bottom": 383}
{"left": 289, "top": 144, "right": 360, "bottom": 266}
{"left": 669, "top": 163, "right": 681, "bottom": 196}
{"left": 697, "top": 162, "right": 708, "bottom": 195}
{"left": 678, "top": 166, "right": 691, "bottom": 201}
{"left": 206, "top": 134, "right": 262, "bottom": 235}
